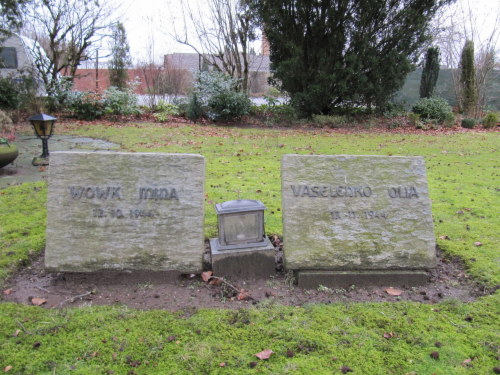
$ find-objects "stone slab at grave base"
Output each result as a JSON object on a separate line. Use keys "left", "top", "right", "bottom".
{"left": 210, "top": 238, "right": 275, "bottom": 279}
{"left": 297, "top": 270, "right": 428, "bottom": 288}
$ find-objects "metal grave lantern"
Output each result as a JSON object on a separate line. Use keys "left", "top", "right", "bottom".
{"left": 215, "top": 199, "right": 268, "bottom": 249}
{"left": 210, "top": 199, "right": 275, "bottom": 278}
{"left": 28, "top": 113, "right": 57, "bottom": 166}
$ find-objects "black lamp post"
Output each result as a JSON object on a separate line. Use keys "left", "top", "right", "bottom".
{"left": 28, "top": 113, "right": 56, "bottom": 166}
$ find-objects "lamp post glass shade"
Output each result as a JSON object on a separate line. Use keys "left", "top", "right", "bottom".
{"left": 28, "top": 113, "right": 56, "bottom": 139}
{"left": 216, "top": 199, "right": 267, "bottom": 249}
{"left": 28, "top": 113, "right": 56, "bottom": 165}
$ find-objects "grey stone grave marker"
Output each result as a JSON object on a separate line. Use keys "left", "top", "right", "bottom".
{"left": 45, "top": 151, "right": 205, "bottom": 272}
{"left": 281, "top": 155, "right": 436, "bottom": 287}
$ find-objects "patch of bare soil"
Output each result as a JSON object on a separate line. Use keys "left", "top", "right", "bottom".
{"left": 2, "top": 245, "right": 488, "bottom": 311}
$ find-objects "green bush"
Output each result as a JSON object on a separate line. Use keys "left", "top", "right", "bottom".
{"left": 0, "top": 110, "right": 14, "bottom": 141}
{"left": 0, "top": 75, "right": 37, "bottom": 110}
{"left": 46, "top": 77, "right": 74, "bottom": 111}
{"left": 103, "top": 86, "right": 141, "bottom": 116}
{"left": 250, "top": 97, "right": 297, "bottom": 126}
{"left": 186, "top": 92, "right": 203, "bottom": 122}
{"left": 382, "top": 102, "right": 406, "bottom": 118}
{"left": 192, "top": 71, "right": 251, "bottom": 122}
{"left": 155, "top": 101, "right": 181, "bottom": 115}
{"left": 67, "top": 91, "right": 105, "bottom": 120}
{"left": 443, "top": 111, "right": 455, "bottom": 128}
{"left": 482, "top": 112, "right": 499, "bottom": 129}
{"left": 153, "top": 101, "right": 181, "bottom": 122}
{"left": 407, "top": 112, "right": 421, "bottom": 127}
{"left": 312, "top": 114, "right": 349, "bottom": 128}
{"left": 411, "top": 97, "right": 453, "bottom": 123}
{"left": 461, "top": 118, "right": 476, "bottom": 129}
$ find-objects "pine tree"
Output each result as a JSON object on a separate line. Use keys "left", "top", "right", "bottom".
{"left": 460, "top": 40, "right": 477, "bottom": 117}
{"left": 255, "top": 0, "right": 451, "bottom": 117}
{"left": 108, "top": 22, "right": 131, "bottom": 90}
{"left": 420, "top": 47, "right": 440, "bottom": 98}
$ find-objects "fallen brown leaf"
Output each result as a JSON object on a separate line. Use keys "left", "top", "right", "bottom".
{"left": 385, "top": 287, "right": 403, "bottom": 296}
{"left": 255, "top": 349, "right": 274, "bottom": 360}
{"left": 4, "top": 366, "right": 12, "bottom": 372}
{"left": 383, "top": 332, "right": 395, "bottom": 339}
{"left": 201, "top": 271, "right": 213, "bottom": 283}
{"left": 31, "top": 297, "right": 47, "bottom": 306}
{"left": 209, "top": 278, "right": 223, "bottom": 285}
{"left": 462, "top": 358, "right": 472, "bottom": 366}
{"left": 430, "top": 351, "right": 440, "bottom": 359}
{"left": 237, "top": 289, "right": 250, "bottom": 301}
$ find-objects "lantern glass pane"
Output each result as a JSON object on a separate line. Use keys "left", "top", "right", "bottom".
{"left": 222, "top": 212, "right": 261, "bottom": 245}
{"left": 33, "top": 121, "right": 42, "bottom": 136}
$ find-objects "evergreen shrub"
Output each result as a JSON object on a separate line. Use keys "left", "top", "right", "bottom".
{"left": 0, "top": 76, "right": 36, "bottom": 110}
{"left": 153, "top": 101, "right": 181, "bottom": 122}
{"left": 103, "top": 86, "right": 141, "bottom": 116}
{"left": 411, "top": 97, "right": 453, "bottom": 123}
{"left": 191, "top": 71, "right": 250, "bottom": 122}
{"left": 482, "top": 112, "right": 498, "bottom": 129}
{"left": 443, "top": 112, "right": 455, "bottom": 128}
{"left": 67, "top": 91, "right": 104, "bottom": 120}
{"left": 461, "top": 118, "right": 476, "bottom": 129}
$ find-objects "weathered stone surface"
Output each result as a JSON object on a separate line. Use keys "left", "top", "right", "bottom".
{"left": 282, "top": 155, "right": 436, "bottom": 271}
{"left": 297, "top": 271, "right": 428, "bottom": 288}
{"left": 210, "top": 238, "right": 275, "bottom": 279}
{"left": 45, "top": 151, "right": 205, "bottom": 272}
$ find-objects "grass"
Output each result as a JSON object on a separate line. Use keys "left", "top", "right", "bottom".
{"left": 62, "top": 123, "right": 499, "bottom": 286}
{"left": 1, "top": 122, "right": 499, "bottom": 374}
{"left": 1, "top": 296, "right": 499, "bottom": 374}
{"left": 0, "top": 182, "right": 46, "bottom": 286}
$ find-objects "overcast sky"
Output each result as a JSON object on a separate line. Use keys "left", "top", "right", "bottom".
{"left": 113, "top": 0, "right": 499, "bottom": 65}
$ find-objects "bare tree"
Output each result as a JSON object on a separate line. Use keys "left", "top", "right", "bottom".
{"left": 136, "top": 32, "right": 190, "bottom": 108}
{"left": 0, "top": 0, "right": 31, "bottom": 38}
{"left": 431, "top": 1, "right": 499, "bottom": 115}
{"left": 22, "top": 0, "right": 115, "bottom": 95}
{"left": 171, "top": 0, "right": 258, "bottom": 93}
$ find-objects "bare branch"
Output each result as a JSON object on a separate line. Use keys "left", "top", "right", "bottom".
{"left": 168, "top": 0, "right": 258, "bottom": 92}
{"left": 21, "top": 0, "right": 117, "bottom": 95}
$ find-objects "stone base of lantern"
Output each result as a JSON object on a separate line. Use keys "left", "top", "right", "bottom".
{"left": 209, "top": 237, "right": 276, "bottom": 279}
{"left": 32, "top": 156, "right": 49, "bottom": 166}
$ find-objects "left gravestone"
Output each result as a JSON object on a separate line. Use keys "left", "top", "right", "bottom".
{"left": 45, "top": 151, "right": 205, "bottom": 272}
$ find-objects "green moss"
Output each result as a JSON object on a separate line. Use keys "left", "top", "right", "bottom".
{"left": 0, "top": 125, "right": 499, "bottom": 374}
{"left": 0, "top": 182, "right": 46, "bottom": 286}
{"left": 62, "top": 124, "right": 499, "bottom": 285}
{"left": 0, "top": 294, "right": 499, "bottom": 374}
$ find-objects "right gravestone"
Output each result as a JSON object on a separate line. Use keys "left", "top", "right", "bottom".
{"left": 281, "top": 155, "right": 436, "bottom": 287}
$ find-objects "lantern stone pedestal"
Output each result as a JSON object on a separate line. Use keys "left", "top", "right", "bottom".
{"left": 32, "top": 156, "right": 49, "bottom": 166}
{"left": 210, "top": 237, "right": 275, "bottom": 279}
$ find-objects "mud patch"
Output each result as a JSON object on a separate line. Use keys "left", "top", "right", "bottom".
{"left": 1, "top": 246, "right": 488, "bottom": 311}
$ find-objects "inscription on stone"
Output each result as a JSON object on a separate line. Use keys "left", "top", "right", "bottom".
{"left": 45, "top": 151, "right": 205, "bottom": 272}
{"left": 281, "top": 155, "right": 436, "bottom": 271}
